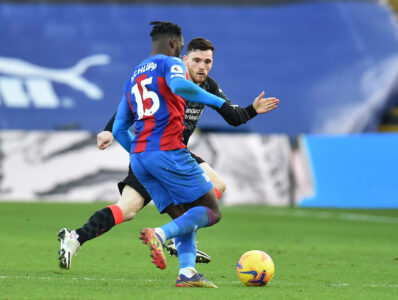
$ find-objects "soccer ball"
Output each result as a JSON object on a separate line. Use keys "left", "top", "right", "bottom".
{"left": 236, "top": 250, "right": 275, "bottom": 286}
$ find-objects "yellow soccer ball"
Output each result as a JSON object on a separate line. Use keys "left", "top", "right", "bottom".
{"left": 236, "top": 250, "right": 275, "bottom": 286}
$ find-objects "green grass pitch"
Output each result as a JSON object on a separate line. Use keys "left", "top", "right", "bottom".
{"left": 0, "top": 202, "right": 397, "bottom": 299}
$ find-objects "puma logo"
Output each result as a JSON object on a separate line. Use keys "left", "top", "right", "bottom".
{"left": 0, "top": 54, "right": 110, "bottom": 108}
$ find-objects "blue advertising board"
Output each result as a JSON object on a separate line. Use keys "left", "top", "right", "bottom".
{"left": 299, "top": 133, "right": 398, "bottom": 208}
{"left": 1, "top": 2, "right": 398, "bottom": 134}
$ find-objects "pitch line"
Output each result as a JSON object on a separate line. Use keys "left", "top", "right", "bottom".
{"left": 257, "top": 209, "right": 398, "bottom": 224}
{"left": 0, "top": 275, "right": 159, "bottom": 282}
{"left": 0, "top": 275, "right": 397, "bottom": 288}
{"left": 331, "top": 283, "right": 398, "bottom": 288}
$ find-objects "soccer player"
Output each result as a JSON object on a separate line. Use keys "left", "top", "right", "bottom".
{"left": 58, "top": 37, "right": 279, "bottom": 275}
{"left": 110, "top": 21, "right": 277, "bottom": 288}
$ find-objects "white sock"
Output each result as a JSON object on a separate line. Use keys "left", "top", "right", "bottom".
{"left": 179, "top": 267, "right": 197, "bottom": 278}
{"left": 154, "top": 228, "right": 166, "bottom": 244}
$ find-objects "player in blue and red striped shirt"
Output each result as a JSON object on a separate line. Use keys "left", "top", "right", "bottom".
{"left": 112, "top": 21, "right": 244, "bottom": 288}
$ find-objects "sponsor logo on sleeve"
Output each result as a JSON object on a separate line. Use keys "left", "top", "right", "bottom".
{"left": 170, "top": 65, "right": 184, "bottom": 74}
{"left": 170, "top": 74, "right": 185, "bottom": 79}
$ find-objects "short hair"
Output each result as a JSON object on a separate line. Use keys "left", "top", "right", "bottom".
{"left": 187, "top": 37, "right": 215, "bottom": 54}
{"left": 149, "top": 21, "right": 182, "bottom": 41}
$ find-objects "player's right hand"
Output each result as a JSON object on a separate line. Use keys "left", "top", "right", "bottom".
{"left": 97, "top": 131, "right": 114, "bottom": 150}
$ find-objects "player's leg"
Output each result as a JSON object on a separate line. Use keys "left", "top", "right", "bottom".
{"left": 190, "top": 151, "right": 226, "bottom": 199}
{"left": 163, "top": 177, "right": 220, "bottom": 287}
{"left": 135, "top": 150, "right": 220, "bottom": 278}
{"left": 120, "top": 167, "right": 212, "bottom": 264}
{"left": 156, "top": 192, "right": 219, "bottom": 287}
{"left": 163, "top": 202, "right": 211, "bottom": 264}
{"left": 165, "top": 152, "right": 223, "bottom": 262}
{"left": 73, "top": 186, "right": 142, "bottom": 246}
{"left": 114, "top": 185, "right": 145, "bottom": 221}
{"left": 58, "top": 186, "right": 144, "bottom": 269}
{"left": 115, "top": 167, "right": 152, "bottom": 221}
{"left": 137, "top": 149, "right": 221, "bottom": 242}
{"left": 58, "top": 168, "right": 150, "bottom": 269}
{"left": 174, "top": 231, "right": 216, "bottom": 288}
{"left": 160, "top": 189, "right": 221, "bottom": 239}
{"left": 132, "top": 154, "right": 173, "bottom": 270}
{"left": 199, "top": 162, "right": 226, "bottom": 199}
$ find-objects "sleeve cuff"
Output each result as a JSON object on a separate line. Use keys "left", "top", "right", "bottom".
{"left": 104, "top": 113, "right": 116, "bottom": 132}
{"left": 245, "top": 105, "right": 257, "bottom": 119}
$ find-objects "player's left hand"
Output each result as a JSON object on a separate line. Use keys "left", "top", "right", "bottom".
{"left": 253, "top": 91, "right": 279, "bottom": 114}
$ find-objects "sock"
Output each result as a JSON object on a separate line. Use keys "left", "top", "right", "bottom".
{"left": 154, "top": 228, "right": 166, "bottom": 244}
{"left": 214, "top": 187, "right": 222, "bottom": 200}
{"left": 107, "top": 204, "right": 124, "bottom": 225}
{"left": 179, "top": 267, "right": 197, "bottom": 278}
{"left": 160, "top": 206, "right": 216, "bottom": 240}
{"left": 176, "top": 231, "right": 197, "bottom": 273}
{"left": 75, "top": 205, "right": 123, "bottom": 245}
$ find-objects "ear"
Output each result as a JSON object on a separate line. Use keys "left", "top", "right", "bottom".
{"left": 182, "top": 55, "right": 188, "bottom": 63}
{"left": 169, "top": 39, "right": 177, "bottom": 49}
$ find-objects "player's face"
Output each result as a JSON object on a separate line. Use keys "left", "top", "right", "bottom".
{"left": 183, "top": 49, "right": 213, "bottom": 84}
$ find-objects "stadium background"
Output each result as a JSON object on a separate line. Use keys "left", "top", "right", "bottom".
{"left": 1, "top": 0, "right": 398, "bottom": 208}
{"left": 1, "top": 1, "right": 398, "bottom": 298}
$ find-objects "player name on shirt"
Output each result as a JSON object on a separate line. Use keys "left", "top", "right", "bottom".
{"left": 132, "top": 62, "right": 158, "bottom": 81}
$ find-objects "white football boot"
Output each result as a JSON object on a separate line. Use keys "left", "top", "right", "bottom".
{"left": 58, "top": 228, "right": 80, "bottom": 269}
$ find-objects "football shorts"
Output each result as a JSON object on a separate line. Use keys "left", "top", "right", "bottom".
{"left": 130, "top": 149, "right": 213, "bottom": 213}
{"left": 118, "top": 151, "right": 206, "bottom": 208}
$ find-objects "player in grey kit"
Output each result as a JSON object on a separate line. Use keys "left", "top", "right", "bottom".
{"left": 58, "top": 37, "right": 279, "bottom": 270}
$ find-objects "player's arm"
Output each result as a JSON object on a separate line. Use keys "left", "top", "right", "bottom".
{"left": 208, "top": 77, "right": 279, "bottom": 126}
{"left": 104, "top": 113, "right": 116, "bottom": 132}
{"left": 170, "top": 76, "right": 269, "bottom": 126}
{"left": 97, "top": 113, "right": 116, "bottom": 150}
{"left": 168, "top": 77, "right": 226, "bottom": 108}
{"left": 112, "top": 93, "right": 135, "bottom": 153}
{"left": 166, "top": 58, "right": 261, "bottom": 120}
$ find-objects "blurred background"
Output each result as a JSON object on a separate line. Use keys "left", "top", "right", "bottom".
{"left": 1, "top": 0, "right": 398, "bottom": 208}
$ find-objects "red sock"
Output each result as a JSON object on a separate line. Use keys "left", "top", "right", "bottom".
{"left": 214, "top": 187, "right": 222, "bottom": 200}
{"left": 107, "top": 204, "right": 124, "bottom": 225}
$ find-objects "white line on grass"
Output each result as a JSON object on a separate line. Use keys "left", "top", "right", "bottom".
{"left": 256, "top": 209, "right": 398, "bottom": 224}
{"left": 1, "top": 275, "right": 397, "bottom": 288}
{"left": 0, "top": 275, "right": 158, "bottom": 282}
{"left": 331, "top": 283, "right": 398, "bottom": 288}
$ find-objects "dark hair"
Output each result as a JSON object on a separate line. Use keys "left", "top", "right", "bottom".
{"left": 149, "top": 21, "right": 182, "bottom": 40}
{"left": 187, "top": 37, "right": 215, "bottom": 54}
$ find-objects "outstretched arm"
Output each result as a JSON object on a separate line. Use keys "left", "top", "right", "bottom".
{"left": 168, "top": 76, "right": 257, "bottom": 126}
{"left": 165, "top": 58, "right": 263, "bottom": 125}
{"left": 205, "top": 77, "right": 279, "bottom": 126}
{"left": 215, "top": 92, "right": 279, "bottom": 126}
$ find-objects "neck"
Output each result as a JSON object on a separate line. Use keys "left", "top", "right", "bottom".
{"left": 151, "top": 37, "right": 175, "bottom": 57}
{"left": 151, "top": 47, "right": 174, "bottom": 57}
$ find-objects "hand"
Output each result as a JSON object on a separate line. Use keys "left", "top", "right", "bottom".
{"left": 253, "top": 91, "right": 279, "bottom": 114}
{"left": 97, "top": 131, "right": 114, "bottom": 150}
